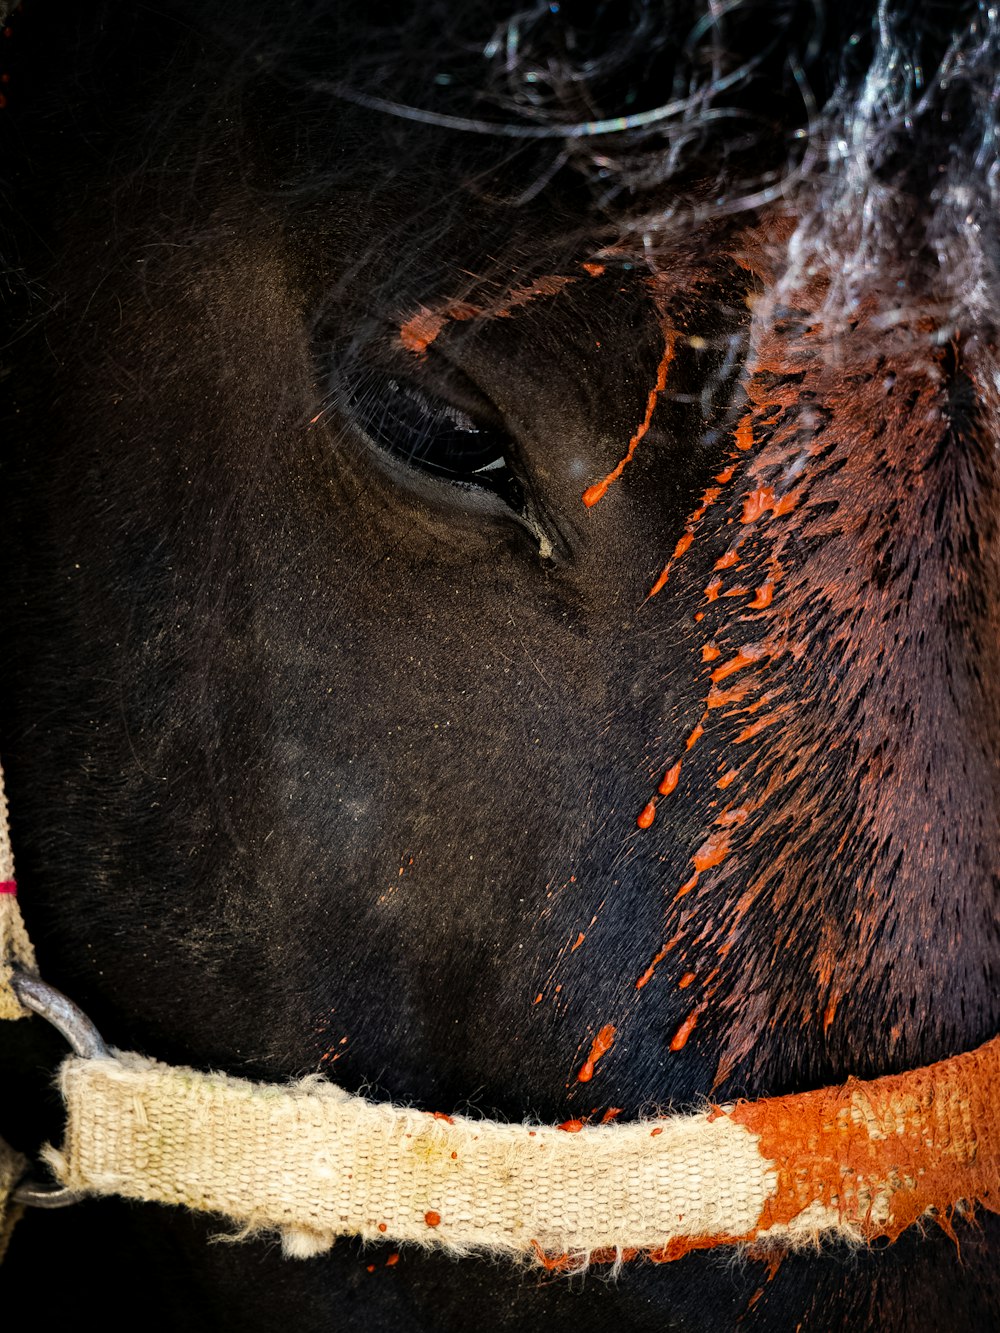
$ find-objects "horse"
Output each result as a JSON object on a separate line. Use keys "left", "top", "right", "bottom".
{"left": 1, "top": 1, "right": 997, "bottom": 1328}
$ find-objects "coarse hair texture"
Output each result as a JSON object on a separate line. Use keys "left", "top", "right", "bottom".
{"left": 241, "top": 0, "right": 1000, "bottom": 336}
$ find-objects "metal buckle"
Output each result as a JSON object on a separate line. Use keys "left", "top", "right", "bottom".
{"left": 9, "top": 970, "right": 110, "bottom": 1209}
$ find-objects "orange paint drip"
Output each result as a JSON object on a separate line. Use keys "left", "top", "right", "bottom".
{"left": 600, "top": 1106, "right": 623, "bottom": 1123}
{"left": 823, "top": 996, "right": 839, "bottom": 1034}
{"left": 701, "top": 644, "right": 721, "bottom": 662}
{"left": 715, "top": 463, "right": 737, "bottom": 483}
{"left": 714, "top": 550, "right": 740, "bottom": 570}
{"left": 716, "top": 769, "right": 738, "bottom": 789}
{"left": 685, "top": 723, "right": 704, "bottom": 750}
{"left": 557, "top": 1118, "right": 585, "bottom": 1133}
{"left": 571, "top": 931, "right": 586, "bottom": 952}
{"left": 583, "top": 332, "right": 676, "bottom": 507}
{"left": 636, "top": 944, "right": 669, "bottom": 990}
{"left": 658, "top": 760, "right": 682, "bottom": 796}
{"left": 533, "top": 992, "right": 543, "bottom": 1005}
{"left": 678, "top": 972, "right": 697, "bottom": 989}
{"left": 636, "top": 801, "right": 656, "bottom": 830}
{"left": 704, "top": 577, "right": 723, "bottom": 602}
{"left": 576, "top": 1023, "right": 617, "bottom": 1083}
{"left": 749, "top": 583, "right": 774, "bottom": 609}
{"left": 670, "top": 1007, "right": 701, "bottom": 1051}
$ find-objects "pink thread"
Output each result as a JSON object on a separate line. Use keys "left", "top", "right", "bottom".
{"left": 0, "top": 880, "right": 16, "bottom": 896}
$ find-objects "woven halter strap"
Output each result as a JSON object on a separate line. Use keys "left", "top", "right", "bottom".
{"left": 1, "top": 757, "right": 998, "bottom": 1267}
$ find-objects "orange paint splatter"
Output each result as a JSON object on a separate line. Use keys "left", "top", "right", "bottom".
{"left": 431, "top": 1111, "right": 454, "bottom": 1124}
{"left": 583, "top": 332, "right": 676, "bottom": 507}
{"left": 716, "top": 769, "right": 738, "bottom": 789}
{"left": 734, "top": 415, "right": 754, "bottom": 451}
{"left": 581, "top": 261, "right": 605, "bottom": 277}
{"left": 600, "top": 1107, "right": 623, "bottom": 1123}
{"left": 658, "top": 760, "right": 683, "bottom": 796}
{"left": 636, "top": 801, "right": 656, "bottom": 830}
{"left": 741, "top": 486, "right": 800, "bottom": 525}
{"left": 823, "top": 996, "right": 839, "bottom": 1034}
{"left": 557, "top": 1119, "right": 586, "bottom": 1133}
{"left": 650, "top": 1126, "right": 664, "bottom": 1137}
{"left": 534, "top": 992, "right": 543, "bottom": 1004}
{"left": 714, "top": 550, "right": 740, "bottom": 570}
{"left": 749, "top": 583, "right": 774, "bottom": 609}
{"left": 576, "top": 1024, "right": 617, "bottom": 1083}
{"left": 378, "top": 1223, "right": 387, "bottom": 1233}
{"left": 670, "top": 1007, "right": 701, "bottom": 1051}
{"left": 678, "top": 972, "right": 697, "bottom": 989}
{"left": 424, "top": 1211, "right": 441, "bottom": 1228}
{"left": 711, "top": 647, "right": 763, "bottom": 683}
{"left": 571, "top": 931, "right": 586, "bottom": 952}
{"left": 692, "top": 831, "right": 730, "bottom": 872}
{"left": 685, "top": 723, "right": 705, "bottom": 750}
{"left": 704, "top": 577, "right": 723, "bottom": 602}
{"left": 386, "top": 1253, "right": 400, "bottom": 1266}
{"left": 531, "top": 1241, "right": 574, "bottom": 1271}
{"left": 701, "top": 644, "right": 722, "bottom": 662}
{"left": 399, "top": 307, "right": 448, "bottom": 354}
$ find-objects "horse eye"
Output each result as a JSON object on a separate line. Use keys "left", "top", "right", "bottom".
{"left": 349, "top": 375, "right": 524, "bottom": 508}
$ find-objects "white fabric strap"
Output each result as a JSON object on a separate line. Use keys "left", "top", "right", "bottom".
{"left": 43, "top": 1034, "right": 1000, "bottom": 1265}
{"left": 0, "top": 760, "right": 36, "bottom": 1021}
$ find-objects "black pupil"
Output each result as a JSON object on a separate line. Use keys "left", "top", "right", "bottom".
{"left": 354, "top": 378, "right": 509, "bottom": 480}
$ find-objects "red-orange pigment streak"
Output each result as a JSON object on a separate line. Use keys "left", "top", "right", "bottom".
{"left": 636, "top": 943, "right": 671, "bottom": 990}
{"left": 581, "top": 261, "right": 606, "bottom": 277}
{"left": 678, "top": 972, "right": 697, "bottom": 989}
{"left": 557, "top": 1118, "right": 586, "bottom": 1133}
{"left": 583, "top": 332, "right": 676, "bottom": 508}
{"left": 571, "top": 931, "right": 586, "bottom": 952}
{"left": 674, "top": 871, "right": 700, "bottom": 900}
{"left": 400, "top": 275, "right": 575, "bottom": 355}
{"left": 670, "top": 1007, "right": 701, "bottom": 1051}
{"left": 701, "top": 643, "right": 722, "bottom": 663}
{"left": 424, "top": 1211, "right": 442, "bottom": 1228}
{"left": 686, "top": 722, "right": 705, "bottom": 750}
{"left": 600, "top": 1106, "right": 623, "bottom": 1123}
{"left": 576, "top": 1024, "right": 617, "bottom": 1083}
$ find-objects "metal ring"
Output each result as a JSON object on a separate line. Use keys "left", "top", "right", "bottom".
{"left": 9, "top": 970, "right": 110, "bottom": 1208}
